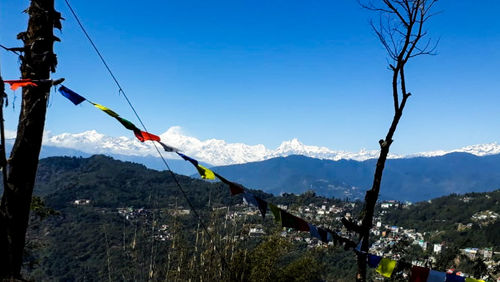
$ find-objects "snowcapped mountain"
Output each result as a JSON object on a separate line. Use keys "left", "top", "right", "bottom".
{"left": 35, "top": 126, "right": 500, "bottom": 166}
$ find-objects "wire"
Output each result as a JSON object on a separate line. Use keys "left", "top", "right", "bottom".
{"left": 63, "top": 0, "right": 230, "bottom": 272}
{"left": 0, "top": 44, "right": 21, "bottom": 55}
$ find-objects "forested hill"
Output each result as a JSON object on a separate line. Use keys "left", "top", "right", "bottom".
{"left": 14, "top": 155, "right": 498, "bottom": 280}
{"left": 33, "top": 155, "right": 246, "bottom": 210}
{"left": 23, "top": 155, "right": 352, "bottom": 281}
{"left": 383, "top": 190, "right": 500, "bottom": 248}
{"left": 211, "top": 153, "right": 500, "bottom": 201}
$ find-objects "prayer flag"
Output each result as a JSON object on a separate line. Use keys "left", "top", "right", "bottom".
{"left": 355, "top": 237, "right": 364, "bottom": 253}
{"left": 280, "top": 210, "right": 310, "bottom": 232}
{"left": 376, "top": 258, "right": 396, "bottom": 278}
{"left": 242, "top": 193, "right": 267, "bottom": 218}
{"left": 134, "top": 130, "right": 161, "bottom": 142}
{"left": 446, "top": 274, "right": 465, "bottom": 282}
{"left": 243, "top": 193, "right": 258, "bottom": 207}
{"left": 308, "top": 223, "right": 320, "bottom": 240}
{"left": 427, "top": 270, "right": 446, "bottom": 282}
{"left": 158, "top": 141, "right": 178, "bottom": 152}
{"left": 326, "top": 229, "right": 335, "bottom": 244}
{"left": 196, "top": 164, "right": 215, "bottom": 180}
{"left": 317, "top": 227, "right": 328, "bottom": 243}
{"left": 410, "top": 265, "right": 429, "bottom": 282}
{"left": 178, "top": 152, "right": 198, "bottom": 165}
{"left": 116, "top": 116, "right": 139, "bottom": 131}
{"left": 214, "top": 173, "right": 245, "bottom": 195}
{"left": 4, "top": 79, "right": 37, "bottom": 90}
{"left": 58, "top": 85, "right": 86, "bottom": 105}
{"left": 367, "top": 254, "right": 382, "bottom": 268}
{"left": 92, "top": 103, "right": 119, "bottom": 118}
{"left": 177, "top": 153, "right": 215, "bottom": 179}
{"left": 465, "top": 278, "right": 485, "bottom": 282}
{"left": 254, "top": 195, "right": 268, "bottom": 219}
{"left": 269, "top": 203, "right": 281, "bottom": 223}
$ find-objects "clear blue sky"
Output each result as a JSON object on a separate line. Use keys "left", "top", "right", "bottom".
{"left": 1, "top": 0, "right": 499, "bottom": 154}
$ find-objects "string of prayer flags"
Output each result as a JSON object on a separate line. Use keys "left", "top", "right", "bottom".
{"left": 410, "top": 265, "right": 430, "bottom": 282}
{"left": 213, "top": 172, "right": 244, "bottom": 195}
{"left": 4, "top": 79, "right": 37, "bottom": 90}
{"left": 91, "top": 101, "right": 160, "bottom": 142}
{"left": 55, "top": 85, "right": 487, "bottom": 282}
{"left": 242, "top": 192, "right": 267, "bottom": 218}
{"left": 58, "top": 85, "right": 85, "bottom": 105}
{"left": 177, "top": 152, "right": 215, "bottom": 180}
{"left": 58, "top": 85, "right": 174, "bottom": 149}
{"left": 376, "top": 257, "right": 397, "bottom": 278}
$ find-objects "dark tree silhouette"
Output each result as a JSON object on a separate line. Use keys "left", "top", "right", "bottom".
{"left": 342, "top": 1, "right": 439, "bottom": 281}
{"left": 0, "top": 0, "right": 62, "bottom": 279}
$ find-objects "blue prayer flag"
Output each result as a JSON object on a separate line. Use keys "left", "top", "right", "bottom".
{"left": 428, "top": 270, "right": 446, "bottom": 282}
{"left": 446, "top": 274, "right": 465, "bottom": 282}
{"left": 308, "top": 223, "right": 321, "bottom": 240}
{"left": 59, "top": 85, "right": 86, "bottom": 105}
{"left": 367, "top": 254, "right": 382, "bottom": 268}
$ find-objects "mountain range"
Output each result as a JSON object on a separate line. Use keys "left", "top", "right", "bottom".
{"left": 16, "top": 126, "right": 500, "bottom": 168}
{"left": 4, "top": 128, "right": 500, "bottom": 202}
{"left": 211, "top": 153, "right": 500, "bottom": 202}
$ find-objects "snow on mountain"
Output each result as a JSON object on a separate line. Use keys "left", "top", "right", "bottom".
{"left": 159, "top": 127, "right": 270, "bottom": 165}
{"left": 408, "top": 142, "right": 500, "bottom": 158}
{"left": 267, "top": 138, "right": 399, "bottom": 161}
{"left": 39, "top": 127, "right": 500, "bottom": 166}
{"left": 44, "top": 130, "right": 157, "bottom": 157}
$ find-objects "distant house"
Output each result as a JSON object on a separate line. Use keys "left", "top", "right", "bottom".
{"left": 433, "top": 244, "right": 442, "bottom": 254}
{"left": 248, "top": 227, "right": 266, "bottom": 237}
{"left": 74, "top": 199, "right": 90, "bottom": 205}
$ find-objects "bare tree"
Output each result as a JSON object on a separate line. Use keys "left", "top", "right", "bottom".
{"left": 0, "top": 0, "right": 62, "bottom": 279}
{"left": 342, "top": 0, "right": 439, "bottom": 281}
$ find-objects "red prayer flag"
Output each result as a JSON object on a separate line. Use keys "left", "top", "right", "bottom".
{"left": 133, "top": 130, "right": 160, "bottom": 142}
{"left": 410, "top": 266, "right": 430, "bottom": 282}
{"left": 4, "top": 79, "right": 38, "bottom": 90}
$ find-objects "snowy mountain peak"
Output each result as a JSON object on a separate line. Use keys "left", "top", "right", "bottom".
{"left": 37, "top": 127, "right": 500, "bottom": 166}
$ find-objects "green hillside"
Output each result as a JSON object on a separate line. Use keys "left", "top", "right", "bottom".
{"left": 18, "top": 155, "right": 498, "bottom": 281}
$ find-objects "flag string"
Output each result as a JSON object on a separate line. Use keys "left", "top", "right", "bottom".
{"left": 61, "top": 0, "right": 232, "bottom": 271}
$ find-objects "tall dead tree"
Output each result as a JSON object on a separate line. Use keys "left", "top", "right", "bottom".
{"left": 343, "top": 1, "right": 438, "bottom": 281}
{"left": 0, "top": 0, "right": 61, "bottom": 279}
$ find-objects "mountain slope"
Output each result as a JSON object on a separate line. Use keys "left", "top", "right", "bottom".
{"left": 212, "top": 153, "right": 500, "bottom": 201}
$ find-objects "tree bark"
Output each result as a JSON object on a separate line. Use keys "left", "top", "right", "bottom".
{"left": 0, "top": 0, "right": 59, "bottom": 278}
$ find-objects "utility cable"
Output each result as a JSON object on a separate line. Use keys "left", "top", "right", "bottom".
{"left": 63, "top": 0, "right": 230, "bottom": 272}
{"left": 0, "top": 44, "right": 21, "bottom": 55}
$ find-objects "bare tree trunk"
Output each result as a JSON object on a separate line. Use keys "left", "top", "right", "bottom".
{"left": 0, "top": 0, "right": 59, "bottom": 278}
{"left": 351, "top": 1, "right": 438, "bottom": 281}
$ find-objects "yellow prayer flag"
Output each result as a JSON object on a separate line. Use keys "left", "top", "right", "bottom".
{"left": 196, "top": 164, "right": 215, "bottom": 180}
{"left": 376, "top": 258, "right": 396, "bottom": 278}
{"left": 93, "top": 103, "right": 119, "bottom": 118}
{"left": 465, "top": 278, "right": 485, "bottom": 282}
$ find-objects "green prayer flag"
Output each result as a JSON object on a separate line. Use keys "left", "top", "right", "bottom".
{"left": 269, "top": 203, "right": 281, "bottom": 223}
{"left": 116, "top": 116, "right": 139, "bottom": 131}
